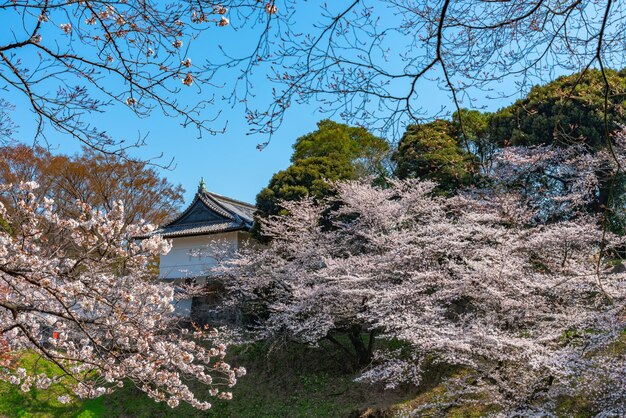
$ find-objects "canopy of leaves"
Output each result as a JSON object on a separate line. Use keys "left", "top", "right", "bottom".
{"left": 394, "top": 120, "right": 475, "bottom": 194}
{"left": 256, "top": 156, "right": 354, "bottom": 218}
{"left": 452, "top": 109, "right": 490, "bottom": 143}
{"left": 254, "top": 120, "right": 388, "bottom": 237}
{"left": 391, "top": 72, "right": 626, "bottom": 223}
{"left": 291, "top": 120, "right": 389, "bottom": 177}
{"left": 488, "top": 69, "right": 626, "bottom": 149}
{"left": 0, "top": 144, "right": 184, "bottom": 228}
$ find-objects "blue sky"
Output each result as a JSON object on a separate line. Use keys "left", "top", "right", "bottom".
{"left": 2, "top": 2, "right": 530, "bottom": 206}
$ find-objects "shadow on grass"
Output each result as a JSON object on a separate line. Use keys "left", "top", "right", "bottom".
{"left": 101, "top": 340, "right": 421, "bottom": 418}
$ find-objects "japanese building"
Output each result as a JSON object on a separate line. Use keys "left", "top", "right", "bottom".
{"left": 146, "top": 178, "right": 255, "bottom": 323}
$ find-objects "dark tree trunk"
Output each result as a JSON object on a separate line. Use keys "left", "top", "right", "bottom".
{"left": 347, "top": 325, "right": 373, "bottom": 367}
{"left": 325, "top": 326, "right": 377, "bottom": 369}
{"left": 589, "top": 163, "right": 614, "bottom": 215}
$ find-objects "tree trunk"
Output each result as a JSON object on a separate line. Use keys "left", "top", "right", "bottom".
{"left": 325, "top": 326, "right": 377, "bottom": 369}
{"left": 590, "top": 163, "right": 614, "bottom": 215}
{"left": 347, "top": 325, "right": 374, "bottom": 367}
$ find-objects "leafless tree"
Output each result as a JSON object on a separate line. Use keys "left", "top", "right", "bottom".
{"left": 0, "top": 0, "right": 267, "bottom": 154}
{"left": 204, "top": 1, "right": 625, "bottom": 145}
{"left": 3, "top": 2, "right": 625, "bottom": 151}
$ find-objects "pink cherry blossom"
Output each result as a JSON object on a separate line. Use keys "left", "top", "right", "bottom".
{"left": 0, "top": 182, "right": 240, "bottom": 409}
{"left": 220, "top": 144, "right": 626, "bottom": 413}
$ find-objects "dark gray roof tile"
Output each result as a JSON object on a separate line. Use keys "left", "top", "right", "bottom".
{"left": 138, "top": 187, "right": 256, "bottom": 239}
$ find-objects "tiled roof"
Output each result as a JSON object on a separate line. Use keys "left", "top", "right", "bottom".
{"left": 140, "top": 186, "right": 255, "bottom": 239}
{"left": 207, "top": 192, "right": 255, "bottom": 221}
{"left": 147, "top": 221, "right": 246, "bottom": 238}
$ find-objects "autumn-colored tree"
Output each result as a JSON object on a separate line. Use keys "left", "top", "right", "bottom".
{"left": 0, "top": 144, "right": 184, "bottom": 228}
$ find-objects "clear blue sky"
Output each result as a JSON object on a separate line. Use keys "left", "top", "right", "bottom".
{"left": 2, "top": 2, "right": 530, "bottom": 206}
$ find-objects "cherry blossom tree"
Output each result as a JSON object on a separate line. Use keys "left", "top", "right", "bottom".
{"left": 0, "top": 181, "right": 245, "bottom": 409}
{"left": 220, "top": 148, "right": 626, "bottom": 413}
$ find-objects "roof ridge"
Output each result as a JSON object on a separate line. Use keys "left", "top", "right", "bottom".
{"left": 197, "top": 193, "right": 236, "bottom": 221}
{"left": 155, "top": 189, "right": 254, "bottom": 232}
{"left": 206, "top": 191, "right": 255, "bottom": 208}
{"left": 160, "top": 194, "right": 201, "bottom": 228}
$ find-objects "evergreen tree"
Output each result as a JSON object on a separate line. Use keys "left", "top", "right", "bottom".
{"left": 488, "top": 69, "right": 626, "bottom": 149}
{"left": 393, "top": 120, "right": 475, "bottom": 194}
{"left": 254, "top": 120, "right": 389, "bottom": 238}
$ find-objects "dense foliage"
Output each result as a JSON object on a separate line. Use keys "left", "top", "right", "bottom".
{"left": 222, "top": 135, "right": 626, "bottom": 414}
{"left": 254, "top": 120, "right": 388, "bottom": 237}
{"left": 488, "top": 69, "right": 626, "bottom": 149}
{"left": 394, "top": 120, "right": 475, "bottom": 194}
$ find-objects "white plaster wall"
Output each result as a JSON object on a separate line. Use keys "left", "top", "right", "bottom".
{"left": 159, "top": 232, "right": 239, "bottom": 280}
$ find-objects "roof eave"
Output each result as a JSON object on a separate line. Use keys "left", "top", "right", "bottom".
{"left": 136, "top": 222, "right": 253, "bottom": 240}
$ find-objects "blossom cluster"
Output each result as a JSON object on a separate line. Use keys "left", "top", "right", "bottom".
{"left": 0, "top": 182, "right": 243, "bottom": 409}
{"left": 220, "top": 148, "right": 626, "bottom": 412}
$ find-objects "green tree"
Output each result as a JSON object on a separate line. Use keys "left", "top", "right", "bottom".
{"left": 290, "top": 120, "right": 389, "bottom": 178}
{"left": 394, "top": 120, "right": 475, "bottom": 194}
{"left": 255, "top": 157, "right": 355, "bottom": 218}
{"left": 488, "top": 69, "right": 626, "bottom": 149}
{"left": 254, "top": 120, "right": 389, "bottom": 237}
{"left": 452, "top": 109, "right": 496, "bottom": 170}
{"left": 485, "top": 69, "right": 626, "bottom": 226}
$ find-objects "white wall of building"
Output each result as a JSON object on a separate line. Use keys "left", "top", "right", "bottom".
{"left": 160, "top": 231, "right": 254, "bottom": 318}
{"left": 159, "top": 232, "right": 240, "bottom": 280}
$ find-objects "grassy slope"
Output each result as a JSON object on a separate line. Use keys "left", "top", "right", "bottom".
{"left": 2, "top": 334, "right": 624, "bottom": 417}
{"left": 0, "top": 342, "right": 419, "bottom": 418}
{"left": 101, "top": 341, "right": 420, "bottom": 418}
{"left": 0, "top": 353, "right": 104, "bottom": 418}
